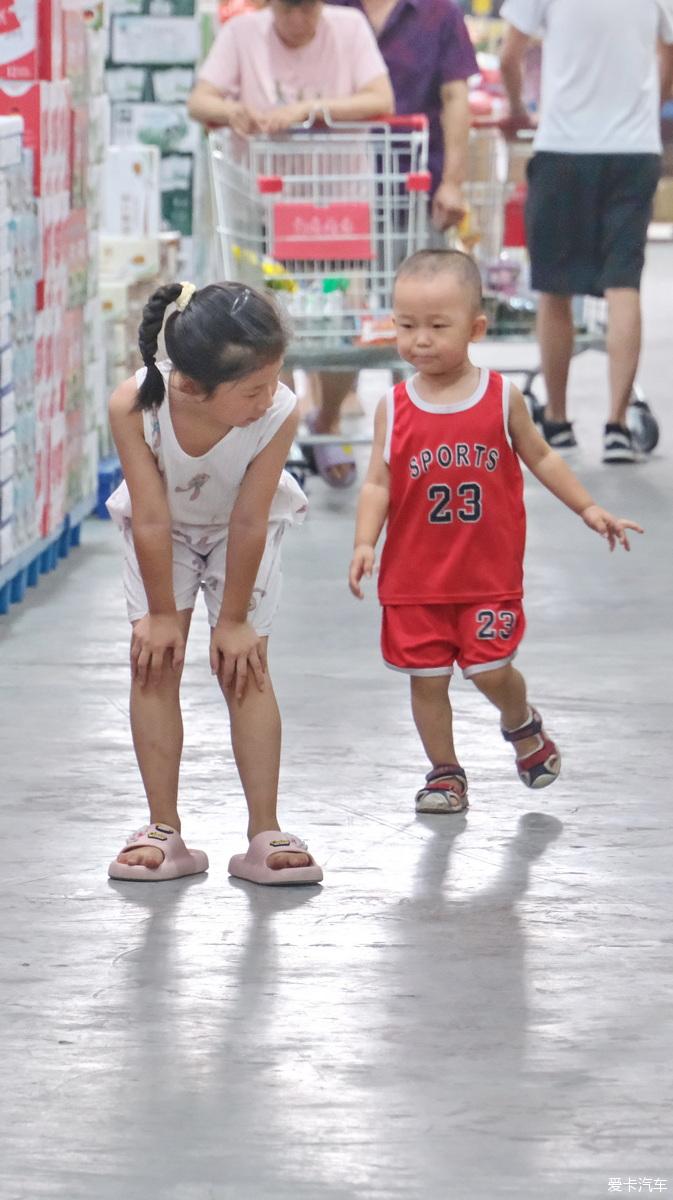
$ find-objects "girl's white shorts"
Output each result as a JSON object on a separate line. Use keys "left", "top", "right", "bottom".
{"left": 121, "top": 521, "right": 285, "bottom": 634}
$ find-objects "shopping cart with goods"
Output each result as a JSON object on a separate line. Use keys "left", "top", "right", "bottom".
{"left": 208, "top": 116, "right": 431, "bottom": 480}
{"left": 455, "top": 122, "right": 659, "bottom": 453}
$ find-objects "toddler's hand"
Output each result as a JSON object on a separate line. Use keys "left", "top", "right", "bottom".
{"left": 210, "top": 619, "right": 266, "bottom": 699}
{"left": 581, "top": 504, "right": 644, "bottom": 552}
{"left": 349, "top": 545, "right": 376, "bottom": 598}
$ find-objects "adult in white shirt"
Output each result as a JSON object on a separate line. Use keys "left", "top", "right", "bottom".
{"left": 500, "top": 0, "right": 673, "bottom": 463}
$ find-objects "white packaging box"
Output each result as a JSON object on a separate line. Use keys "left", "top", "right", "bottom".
{"left": 0, "top": 477, "right": 14, "bottom": 522}
{"left": 0, "top": 427, "right": 15, "bottom": 483}
{"left": 0, "top": 299, "right": 10, "bottom": 347}
{"left": 100, "top": 234, "right": 161, "bottom": 282}
{"left": 100, "top": 278, "right": 130, "bottom": 321}
{"left": 0, "top": 517, "right": 14, "bottom": 565}
{"left": 0, "top": 384, "right": 16, "bottom": 433}
{"left": 105, "top": 66, "right": 147, "bottom": 103}
{"left": 88, "top": 93, "right": 110, "bottom": 165}
{"left": 110, "top": 17, "right": 200, "bottom": 65}
{"left": 0, "top": 116, "right": 23, "bottom": 169}
{"left": 152, "top": 68, "right": 194, "bottom": 105}
{"left": 109, "top": 0, "right": 144, "bottom": 14}
{"left": 111, "top": 102, "right": 199, "bottom": 155}
{"left": 0, "top": 345, "right": 12, "bottom": 390}
{"left": 103, "top": 144, "right": 161, "bottom": 237}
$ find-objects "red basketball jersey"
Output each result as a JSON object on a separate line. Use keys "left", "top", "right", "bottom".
{"left": 377, "top": 370, "right": 526, "bottom": 604}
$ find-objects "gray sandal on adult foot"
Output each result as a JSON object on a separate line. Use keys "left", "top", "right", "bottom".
{"left": 415, "top": 764, "right": 469, "bottom": 814}
{"left": 502, "top": 707, "right": 561, "bottom": 789}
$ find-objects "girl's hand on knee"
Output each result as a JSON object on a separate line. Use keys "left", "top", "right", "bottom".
{"left": 131, "top": 615, "right": 186, "bottom": 688}
{"left": 581, "top": 505, "right": 644, "bottom": 552}
{"left": 349, "top": 545, "right": 376, "bottom": 599}
{"left": 210, "top": 620, "right": 266, "bottom": 699}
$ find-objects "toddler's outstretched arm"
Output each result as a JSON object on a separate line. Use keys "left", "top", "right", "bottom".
{"left": 349, "top": 399, "right": 390, "bottom": 598}
{"left": 508, "top": 387, "right": 644, "bottom": 551}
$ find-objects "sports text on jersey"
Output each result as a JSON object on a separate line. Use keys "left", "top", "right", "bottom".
{"left": 408, "top": 443, "right": 500, "bottom": 478}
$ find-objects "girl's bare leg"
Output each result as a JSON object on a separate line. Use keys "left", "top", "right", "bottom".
{"left": 220, "top": 638, "right": 310, "bottom": 870}
{"left": 117, "top": 609, "right": 192, "bottom": 869}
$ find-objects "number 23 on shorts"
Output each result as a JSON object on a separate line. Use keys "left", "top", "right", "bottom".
{"left": 476, "top": 607, "right": 517, "bottom": 640}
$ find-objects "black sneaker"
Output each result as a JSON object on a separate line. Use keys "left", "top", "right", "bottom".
{"left": 541, "top": 419, "right": 577, "bottom": 450}
{"left": 603, "top": 423, "right": 636, "bottom": 464}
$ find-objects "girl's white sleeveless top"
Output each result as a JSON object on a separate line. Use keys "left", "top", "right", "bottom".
{"left": 106, "top": 361, "right": 307, "bottom": 539}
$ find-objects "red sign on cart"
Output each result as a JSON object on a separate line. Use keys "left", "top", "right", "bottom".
{"left": 272, "top": 202, "right": 374, "bottom": 261}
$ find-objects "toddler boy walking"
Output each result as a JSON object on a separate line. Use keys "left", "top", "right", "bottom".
{"left": 349, "top": 250, "right": 642, "bottom": 812}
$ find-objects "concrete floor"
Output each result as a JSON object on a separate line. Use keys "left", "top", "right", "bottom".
{"left": 1, "top": 247, "right": 672, "bottom": 1200}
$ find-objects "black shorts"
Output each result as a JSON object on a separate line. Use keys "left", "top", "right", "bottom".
{"left": 525, "top": 151, "right": 661, "bottom": 296}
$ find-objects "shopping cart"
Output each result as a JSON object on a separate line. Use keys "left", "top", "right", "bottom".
{"left": 208, "top": 116, "right": 431, "bottom": 477}
{"left": 456, "top": 123, "right": 660, "bottom": 453}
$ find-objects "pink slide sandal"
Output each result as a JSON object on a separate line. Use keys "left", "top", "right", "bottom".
{"left": 108, "top": 823, "right": 209, "bottom": 882}
{"left": 228, "top": 831, "right": 323, "bottom": 886}
{"left": 302, "top": 411, "right": 357, "bottom": 489}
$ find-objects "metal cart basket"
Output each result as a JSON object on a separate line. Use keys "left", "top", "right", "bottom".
{"left": 208, "top": 115, "right": 431, "bottom": 368}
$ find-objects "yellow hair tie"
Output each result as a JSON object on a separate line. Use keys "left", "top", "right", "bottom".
{"left": 175, "top": 281, "right": 196, "bottom": 312}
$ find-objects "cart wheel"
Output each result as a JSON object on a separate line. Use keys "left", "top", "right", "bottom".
{"left": 524, "top": 389, "right": 545, "bottom": 427}
{"left": 626, "top": 398, "right": 659, "bottom": 455}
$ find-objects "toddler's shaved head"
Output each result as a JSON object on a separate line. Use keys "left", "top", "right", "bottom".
{"left": 395, "top": 249, "right": 483, "bottom": 314}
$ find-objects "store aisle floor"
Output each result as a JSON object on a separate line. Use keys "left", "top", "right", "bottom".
{"left": 1, "top": 247, "right": 672, "bottom": 1200}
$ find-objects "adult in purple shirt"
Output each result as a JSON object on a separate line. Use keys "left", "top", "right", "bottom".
{"left": 331, "top": 0, "right": 478, "bottom": 231}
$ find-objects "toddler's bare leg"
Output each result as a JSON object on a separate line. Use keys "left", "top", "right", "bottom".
{"left": 219, "top": 639, "right": 309, "bottom": 870}
{"left": 118, "top": 609, "right": 192, "bottom": 870}
{"left": 410, "top": 675, "right": 458, "bottom": 766}
{"left": 469, "top": 664, "right": 539, "bottom": 756}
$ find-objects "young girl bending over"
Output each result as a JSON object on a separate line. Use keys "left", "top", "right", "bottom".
{"left": 107, "top": 281, "right": 323, "bottom": 884}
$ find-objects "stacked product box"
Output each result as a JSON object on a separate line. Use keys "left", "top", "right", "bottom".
{"left": 0, "top": 0, "right": 108, "bottom": 568}
{"left": 62, "top": 0, "right": 108, "bottom": 513}
{"left": 0, "top": 0, "right": 70, "bottom": 539}
{"left": 100, "top": 163, "right": 180, "bottom": 457}
{"left": 0, "top": 119, "right": 23, "bottom": 567}
{"left": 106, "top": 0, "right": 200, "bottom": 272}
{"left": 0, "top": 117, "right": 39, "bottom": 569}
{"left": 6, "top": 144, "right": 40, "bottom": 563}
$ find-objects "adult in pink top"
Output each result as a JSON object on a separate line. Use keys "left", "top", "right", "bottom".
{"left": 190, "top": 0, "right": 393, "bottom": 136}
{"left": 189, "top": 1, "right": 394, "bottom": 485}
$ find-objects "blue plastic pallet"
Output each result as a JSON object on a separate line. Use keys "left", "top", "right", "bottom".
{"left": 0, "top": 494, "right": 96, "bottom": 617}
{"left": 96, "top": 455, "right": 123, "bottom": 519}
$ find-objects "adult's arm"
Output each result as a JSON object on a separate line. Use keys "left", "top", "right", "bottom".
{"left": 188, "top": 80, "right": 259, "bottom": 134}
{"left": 318, "top": 72, "right": 394, "bottom": 120}
{"left": 259, "top": 73, "right": 393, "bottom": 133}
{"left": 499, "top": 24, "right": 533, "bottom": 124}
{"left": 660, "top": 42, "right": 673, "bottom": 101}
{"left": 432, "top": 79, "right": 471, "bottom": 228}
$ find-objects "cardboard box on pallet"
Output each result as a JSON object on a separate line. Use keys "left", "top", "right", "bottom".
{"left": 0, "top": 81, "right": 71, "bottom": 195}
{"left": 110, "top": 15, "right": 200, "bottom": 64}
{"left": 160, "top": 152, "right": 192, "bottom": 236}
{"left": 111, "top": 101, "right": 199, "bottom": 155}
{"left": 100, "top": 233, "right": 161, "bottom": 280}
{"left": 0, "top": 0, "right": 63, "bottom": 82}
{"left": 103, "top": 143, "right": 161, "bottom": 236}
